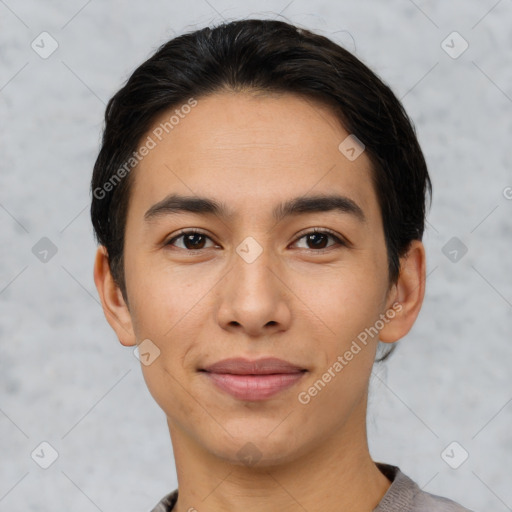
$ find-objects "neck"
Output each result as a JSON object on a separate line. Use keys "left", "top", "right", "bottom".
{"left": 166, "top": 402, "right": 391, "bottom": 512}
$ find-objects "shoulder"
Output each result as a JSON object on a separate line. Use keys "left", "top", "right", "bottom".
{"left": 375, "top": 463, "right": 475, "bottom": 512}
{"left": 412, "top": 488, "right": 475, "bottom": 512}
{"left": 150, "top": 489, "right": 178, "bottom": 512}
{"left": 151, "top": 465, "right": 476, "bottom": 512}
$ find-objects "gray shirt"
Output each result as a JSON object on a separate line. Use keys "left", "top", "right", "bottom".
{"left": 150, "top": 462, "right": 474, "bottom": 511}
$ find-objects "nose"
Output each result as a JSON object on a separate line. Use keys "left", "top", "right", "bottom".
{"left": 215, "top": 239, "right": 292, "bottom": 337}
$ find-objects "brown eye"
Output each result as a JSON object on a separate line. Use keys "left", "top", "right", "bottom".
{"left": 293, "top": 229, "right": 345, "bottom": 250}
{"left": 166, "top": 231, "right": 215, "bottom": 251}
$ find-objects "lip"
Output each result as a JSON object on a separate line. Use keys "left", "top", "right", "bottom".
{"left": 200, "top": 357, "right": 307, "bottom": 401}
{"left": 202, "top": 357, "right": 305, "bottom": 375}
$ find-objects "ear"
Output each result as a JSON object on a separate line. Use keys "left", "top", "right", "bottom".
{"left": 379, "top": 239, "right": 426, "bottom": 343}
{"left": 93, "top": 245, "right": 136, "bottom": 347}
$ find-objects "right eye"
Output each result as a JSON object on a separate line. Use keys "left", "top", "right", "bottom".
{"left": 165, "top": 230, "right": 218, "bottom": 251}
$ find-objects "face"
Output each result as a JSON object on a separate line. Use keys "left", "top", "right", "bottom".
{"left": 104, "top": 91, "right": 405, "bottom": 466}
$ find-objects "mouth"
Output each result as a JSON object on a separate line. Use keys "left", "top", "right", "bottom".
{"left": 199, "top": 357, "right": 308, "bottom": 401}
{"left": 201, "top": 356, "right": 307, "bottom": 375}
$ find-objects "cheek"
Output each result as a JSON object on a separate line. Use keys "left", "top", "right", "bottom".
{"left": 292, "top": 269, "right": 382, "bottom": 412}
{"left": 131, "top": 266, "right": 203, "bottom": 419}
{"left": 125, "top": 248, "right": 201, "bottom": 339}
{"left": 125, "top": 252, "right": 213, "bottom": 381}
{"left": 141, "top": 361, "right": 196, "bottom": 420}
{"left": 288, "top": 258, "right": 386, "bottom": 341}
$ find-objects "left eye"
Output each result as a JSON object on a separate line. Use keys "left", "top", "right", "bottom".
{"left": 165, "top": 229, "right": 344, "bottom": 251}
{"left": 293, "top": 229, "right": 345, "bottom": 250}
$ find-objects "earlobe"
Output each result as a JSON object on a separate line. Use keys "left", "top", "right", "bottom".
{"left": 379, "top": 240, "right": 426, "bottom": 343}
{"left": 93, "top": 246, "right": 137, "bottom": 346}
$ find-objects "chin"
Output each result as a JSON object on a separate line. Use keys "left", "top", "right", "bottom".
{"left": 204, "top": 430, "right": 307, "bottom": 469}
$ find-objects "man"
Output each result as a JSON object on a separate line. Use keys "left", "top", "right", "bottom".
{"left": 91, "top": 19, "right": 473, "bottom": 512}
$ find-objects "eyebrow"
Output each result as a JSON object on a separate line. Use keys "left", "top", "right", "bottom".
{"left": 144, "top": 193, "right": 366, "bottom": 224}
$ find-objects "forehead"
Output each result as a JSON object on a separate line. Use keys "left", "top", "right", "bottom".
{"left": 128, "top": 91, "right": 379, "bottom": 225}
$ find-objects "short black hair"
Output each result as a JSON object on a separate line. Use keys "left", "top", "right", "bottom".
{"left": 90, "top": 18, "right": 432, "bottom": 361}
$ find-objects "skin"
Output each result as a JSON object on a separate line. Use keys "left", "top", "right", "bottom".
{"left": 94, "top": 90, "right": 426, "bottom": 512}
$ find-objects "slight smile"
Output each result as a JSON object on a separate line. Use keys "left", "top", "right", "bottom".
{"left": 199, "top": 357, "right": 308, "bottom": 401}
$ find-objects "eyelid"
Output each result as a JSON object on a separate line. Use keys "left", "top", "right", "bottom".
{"left": 165, "top": 228, "right": 216, "bottom": 248}
{"left": 292, "top": 227, "right": 348, "bottom": 248}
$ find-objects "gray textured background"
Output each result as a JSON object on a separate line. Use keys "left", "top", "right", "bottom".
{"left": 1, "top": 1, "right": 511, "bottom": 511}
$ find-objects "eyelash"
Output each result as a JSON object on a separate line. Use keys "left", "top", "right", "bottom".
{"left": 164, "top": 228, "right": 346, "bottom": 252}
